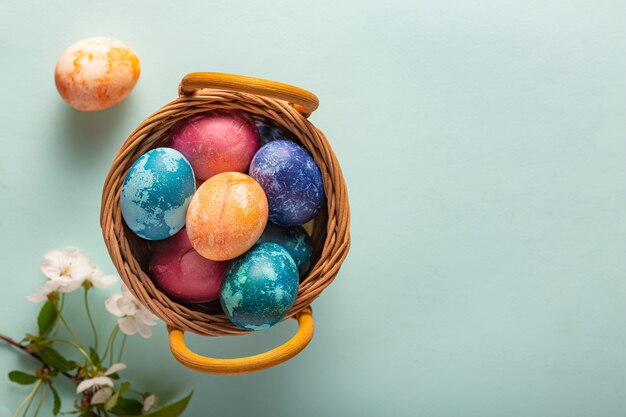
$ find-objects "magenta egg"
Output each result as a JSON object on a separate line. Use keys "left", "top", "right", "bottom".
{"left": 170, "top": 110, "right": 261, "bottom": 180}
{"left": 149, "top": 228, "right": 227, "bottom": 303}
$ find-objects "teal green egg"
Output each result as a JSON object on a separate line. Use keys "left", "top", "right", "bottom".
{"left": 220, "top": 242, "right": 299, "bottom": 330}
{"left": 257, "top": 222, "right": 313, "bottom": 276}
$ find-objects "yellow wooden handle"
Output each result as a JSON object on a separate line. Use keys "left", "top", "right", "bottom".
{"left": 168, "top": 308, "right": 315, "bottom": 375}
{"left": 179, "top": 72, "right": 319, "bottom": 117}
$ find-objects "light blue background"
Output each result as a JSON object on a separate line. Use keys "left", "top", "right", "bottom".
{"left": 1, "top": 1, "right": 626, "bottom": 416}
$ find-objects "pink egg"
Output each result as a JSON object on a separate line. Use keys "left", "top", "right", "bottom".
{"left": 55, "top": 37, "right": 140, "bottom": 111}
{"left": 170, "top": 110, "right": 261, "bottom": 180}
{"left": 149, "top": 228, "right": 227, "bottom": 303}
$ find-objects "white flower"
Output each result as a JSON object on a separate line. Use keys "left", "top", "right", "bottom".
{"left": 27, "top": 248, "right": 91, "bottom": 302}
{"left": 91, "top": 387, "right": 113, "bottom": 405}
{"left": 27, "top": 248, "right": 117, "bottom": 303}
{"left": 89, "top": 268, "right": 117, "bottom": 288}
{"left": 143, "top": 394, "right": 158, "bottom": 412}
{"left": 26, "top": 280, "right": 68, "bottom": 303}
{"left": 41, "top": 248, "right": 93, "bottom": 283}
{"left": 106, "top": 285, "right": 157, "bottom": 338}
{"left": 76, "top": 363, "right": 126, "bottom": 405}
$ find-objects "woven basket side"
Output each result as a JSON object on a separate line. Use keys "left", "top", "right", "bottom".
{"left": 101, "top": 89, "right": 351, "bottom": 336}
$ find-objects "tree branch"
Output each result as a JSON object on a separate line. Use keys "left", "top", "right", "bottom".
{"left": 1, "top": 332, "right": 126, "bottom": 417}
{"left": 0, "top": 333, "right": 79, "bottom": 384}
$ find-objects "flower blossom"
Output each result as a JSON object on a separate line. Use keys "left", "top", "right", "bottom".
{"left": 27, "top": 248, "right": 117, "bottom": 302}
{"left": 105, "top": 284, "right": 157, "bottom": 338}
{"left": 143, "top": 394, "right": 158, "bottom": 412}
{"left": 76, "top": 363, "right": 126, "bottom": 405}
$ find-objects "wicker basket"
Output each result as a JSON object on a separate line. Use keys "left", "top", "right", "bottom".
{"left": 100, "top": 72, "right": 351, "bottom": 374}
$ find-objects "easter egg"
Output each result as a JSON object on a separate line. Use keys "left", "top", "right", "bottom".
{"left": 249, "top": 140, "right": 324, "bottom": 226}
{"left": 220, "top": 243, "right": 299, "bottom": 330}
{"left": 186, "top": 172, "right": 268, "bottom": 261}
{"left": 120, "top": 148, "right": 195, "bottom": 240}
{"left": 55, "top": 37, "right": 140, "bottom": 111}
{"left": 171, "top": 110, "right": 261, "bottom": 180}
{"left": 149, "top": 228, "right": 227, "bottom": 303}
{"left": 257, "top": 223, "right": 313, "bottom": 276}
{"left": 255, "top": 120, "right": 296, "bottom": 145}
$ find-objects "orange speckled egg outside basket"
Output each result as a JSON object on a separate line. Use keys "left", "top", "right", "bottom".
{"left": 100, "top": 73, "right": 351, "bottom": 374}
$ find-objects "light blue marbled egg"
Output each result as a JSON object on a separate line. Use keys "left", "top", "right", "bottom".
{"left": 120, "top": 147, "right": 195, "bottom": 240}
{"left": 220, "top": 243, "right": 299, "bottom": 330}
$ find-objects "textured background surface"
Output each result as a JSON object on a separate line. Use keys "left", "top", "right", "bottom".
{"left": 1, "top": 1, "right": 625, "bottom": 416}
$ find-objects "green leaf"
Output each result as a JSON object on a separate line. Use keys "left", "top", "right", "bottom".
{"left": 37, "top": 301, "right": 58, "bottom": 337}
{"left": 8, "top": 370, "right": 38, "bottom": 385}
{"left": 118, "top": 381, "right": 131, "bottom": 395}
{"left": 109, "top": 397, "right": 143, "bottom": 416}
{"left": 105, "top": 381, "right": 130, "bottom": 410}
{"left": 50, "top": 384, "right": 62, "bottom": 415}
{"left": 89, "top": 347, "right": 102, "bottom": 368}
{"left": 38, "top": 347, "right": 77, "bottom": 372}
{"left": 142, "top": 392, "right": 193, "bottom": 417}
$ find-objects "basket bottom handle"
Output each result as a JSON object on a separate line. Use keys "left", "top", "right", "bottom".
{"left": 168, "top": 307, "right": 314, "bottom": 375}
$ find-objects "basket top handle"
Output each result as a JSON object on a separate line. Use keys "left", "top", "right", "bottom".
{"left": 179, "top": 72, "right": 319, "bottom": 117}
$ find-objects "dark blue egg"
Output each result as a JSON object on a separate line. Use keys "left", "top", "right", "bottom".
{"left": 249, "top": 140, "right": 324, "bottom": 226}
{"left": 120, "top": 148, "right": 195, "bottom": 240}
{"left": 257, "top": 223, "right": 313, "bottom": 276}
{"left": 255, "top": 121, "right": 296, "bottom": 145}
{"left": 220, "top": 243, "right": 299, "bottom": 330}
